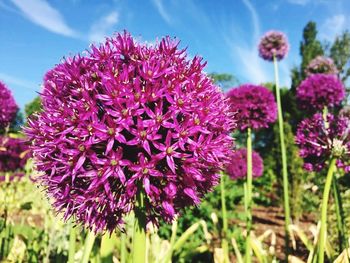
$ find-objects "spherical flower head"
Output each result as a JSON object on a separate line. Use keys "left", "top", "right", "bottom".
{"left": 25, "top": 31, "right": 235, "bottom": 233}
{"left": 305, "top": 56, "right": 338, "bottom": 76}
{"left": 295, "top": 113, "right": 350, "bottom": 172}
{"left": 226, "top": 84, "right": 277, "bottom": 131}
{"left": 226, "top": 148, "right": 264, "bottom": 180}
{"left": 0, "top": 136, "right": 29, "bottom": 172}
{"left": 258, "top": 31, "right": 289, "bottom": 61}
{"left": 296, "top": 74, "right": 345, "bottom": 112}
{"left": 0, "top": 81, "right": 18, "bottom": 129}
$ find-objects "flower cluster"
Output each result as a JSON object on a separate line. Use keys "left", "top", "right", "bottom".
{"left": 258, "top": 31, "right": 289, "bottom": 61}
{"left": 226, "top": 84, "right": 277, "bottom": 131}
{"left": 305, "top": 56, "right": 338, "bottom": 76}
{"left": 225, "top": 148, "right": 264, "bottom": 180}
{"left": 296, "top": 74, "right": 345, "bottom": 112}
{"left": 25, "top": 32, "right": 235, "bottom": 232}
{"left": 295, "top": 113, "right": 350, "bottom": 172}
{"left": 0, "top": 136, "right": 29, "bottom": 172}
{"left": 0, "top": 81, "right": 18, "bottom": 129}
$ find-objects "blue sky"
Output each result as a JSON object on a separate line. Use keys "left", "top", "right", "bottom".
{"left": 0, "top": 0, "right": 349, "bottom": 109}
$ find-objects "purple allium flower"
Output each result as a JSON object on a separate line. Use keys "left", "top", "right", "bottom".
{"left": 0, "top": 81, "right": 18, "bottom": 129}
{"left": 305, "top": 56, "right": 338, "bottom": 76}
{"left": 225, "top": 148, "right": 264, "bottom": 180}
{"left": 0, "top": 136, "right": 29, "bottom": 172}
{"left": 295, "top": 113, "right": 350, "bottom": 172}
{"left": 226, "top": 84, "right": 277, "bottom": 131}
{"left": 296, "top": 74, "right": 345, "bottom": 112}
{"left": 258, "top": 31, "right": 289, "bottom": 61}
{"left": 25, "top": 32, "right": 235, "bottom": 232}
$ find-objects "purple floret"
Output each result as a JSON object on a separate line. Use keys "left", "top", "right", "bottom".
{"left": 0, "top": 81, "right": 18, "bottom": 129}
{"left": 296, "top": 74, "right": 345, "bottom": 112}
{"left": 25, "top": 31, "right": 236, "bottom": 232}
{"left": 305, "top": 56, "right": 338, "bottom": 76}
{"left": 226, "top": 84, "right": 277, "bottom": 131}
{"left": 295, "top": 113, "right": 350, "bottom": 172}
{"left": 225, "top": 148, "right": 264, "bottom": 180}
{"left": 258, "top": 31, "right": 289, "bottom": 61}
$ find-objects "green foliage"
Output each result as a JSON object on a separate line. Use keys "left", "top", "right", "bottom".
{"left": 208, "top": 72, "right": 240, "bottom": 91}
{"left": 24, "top": 96, "right": 42, "bottom": 118}
{"left": 330, "top": 31, "right": 350, "bottom": 83}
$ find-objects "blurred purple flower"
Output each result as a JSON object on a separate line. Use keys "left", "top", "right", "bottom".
{"left": 258, "top": 31, "right": 289, "bottom": 61}
{"left": 295, "top": 113, "right": 350, "bottom": 172}
{"left": 0, "top": 136, "right": 29, "bottom": 172}
{"left": 0, "top": 172, "right": 25, "bottom": 183}
{"left": 25, "top": 32, "right": 235, "bottom": 232}
{"left": 305, "top": 56, "right": 338, "bottom": 76}
{"left": 296, "top": 74, "right": 345, "bottom": 112}
{"left": 0, "top": 81, "right": 18, "bottom": 129}
{"left": 226, "top": 84, "right": 277, "bottom": 131}
{"left": 226, "top": 148, "right": 264, "bottom": 180}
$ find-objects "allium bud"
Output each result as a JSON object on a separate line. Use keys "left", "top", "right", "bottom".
{"left": 0, "top": 81, "right": 18, "bottom": 129}
{"left": 226, "top": 84, "right": 277, "bottom": 131}
{"left": 258, "top": 31, "right": 289, "bottom": 61}
{"left": 305, "top": 56, "right": 338, "bottom": 76}
{"left": 25, "top": 32, "right": 235, "bottom": 232}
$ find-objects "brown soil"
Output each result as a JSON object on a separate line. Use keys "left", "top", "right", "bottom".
{"left": 232, "top": 206, "right": 317, "bottom": 262}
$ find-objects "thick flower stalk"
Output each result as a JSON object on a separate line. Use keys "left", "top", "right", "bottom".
{"left": 226, "top": 84, "right": 277, "bottom": 131}
{"left": 296, "top": 113, "right": 349, "bottom": 262}
{"left": 258, "top": 31, "right": 289, "bottom": 61}
{"left": 226, "top": 148, "right": 264, "bottom": 180}
{"left": 259, "top": 29, "right": 291, "bottom": 258}
{"left": 295, "top": 113, "right": 349, "bottom": 172}
{"left": 305, "top": 56, "right": 338, "bottom": 76}
{"left": 25, "top": 32, "right": 235, "bottom": 234}
{"left": 227, "top": 84, "right": 275, "bottom": 262}
{"left": 0, "top": 81, "right": 18, "bottom": 129}
{"left": 296, "top": 73, "right": 345, "bottom": 112}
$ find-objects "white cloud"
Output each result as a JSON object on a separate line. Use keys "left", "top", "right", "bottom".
{"left": 10, "top": 0, "right": 77, "bottom": 37}
{"left": 320, "top": 14, "right": 346, "bottom": 41}
{"left": 242, "top": 0, "right": 260, "bottom": 41}
{"left": 88, "top": 11, "right": 119, "bottom": 43}
{"left": 151, "top": 0, "right": 172, "bottom": 24}
{"left": 222, "top": 0, "right": 291, "bottom": 87}
{"left": 0, "top": 72, "right": 39, "bottom": 90}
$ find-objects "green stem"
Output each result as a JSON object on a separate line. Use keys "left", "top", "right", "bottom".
{"left": 220, "top": 173, "right": 230, "bottom": 263}
{"left": 245, "top": 128, "right": 253, "bottom": 263}
{"left": 332, "top": 177, "right": 346, "bottom": 252}
{"left": 81, "top": 231, "right": 96, "bottom": 263}
{"left": 273, "top": 55, "right": 291, "bottom": 258}
{"left": 318, "top": 158, "right": 337, "bottom": 263}
{"left": 132, "top": 191, "right": 147, "bottom": 263}
{"left": 68, "top": 222, "right": 76, "bottom": 263}
{"left": 120, "top": 232, "right": 127, "bottom": 263}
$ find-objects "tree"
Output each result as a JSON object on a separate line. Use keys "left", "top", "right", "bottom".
{"left": 291, "top": 21, "right": 324, "bottom": 92}
{"left": 208, "top": 73, "right": 239, "bottom": 91}
{"left": 330, "top": 31, "right": 350, "bottom": 86}
{"left": 24, "top": 96, "right": 42, "bottom": 118}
